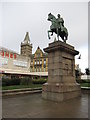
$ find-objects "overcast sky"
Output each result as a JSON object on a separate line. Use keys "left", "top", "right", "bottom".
{"left": 0, "top": 1, "right": 88, "bottom": 72}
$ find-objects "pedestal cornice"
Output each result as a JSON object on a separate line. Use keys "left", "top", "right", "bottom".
{"left": 44, "top": 41, "right": 79, "bottom": 56}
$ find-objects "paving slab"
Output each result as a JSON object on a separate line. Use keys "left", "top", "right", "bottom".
{"left": 2, "top": 90, "right": 89, "bottom": 118}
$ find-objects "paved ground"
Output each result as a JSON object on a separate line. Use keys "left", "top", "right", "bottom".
{"left": 2, "top": 90, "right": 89, "bottom": 118}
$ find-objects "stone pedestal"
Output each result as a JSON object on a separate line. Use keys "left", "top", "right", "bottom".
{"left": 42, "top": 40, "right": 81, "bottom": 102}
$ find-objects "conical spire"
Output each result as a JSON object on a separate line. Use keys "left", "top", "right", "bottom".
{"left": 37, "top": 46, "right": 40, "bottom": 49}
{"left": 24, "top": 32, "right": 30, "bottom": 43}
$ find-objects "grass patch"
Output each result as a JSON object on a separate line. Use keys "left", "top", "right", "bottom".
{"left": 2, "top": 84, "right": 42, "bottom": 90}
{"left": 81, "top": 83, "right": 90, "bottom": 87}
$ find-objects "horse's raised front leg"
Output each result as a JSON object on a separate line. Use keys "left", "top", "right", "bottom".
{"left": 48, "top": 30, "right": 51, "bottom": 39}
{"left": 51, "top": 31, "right": 53, "bottom": 36}
{"left": 48, "top": 30, "right": 53, "bottom": 39}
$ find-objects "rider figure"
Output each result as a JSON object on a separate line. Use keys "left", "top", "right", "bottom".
{"left": 57, "top": 14, "right": 64, "bottom": 31}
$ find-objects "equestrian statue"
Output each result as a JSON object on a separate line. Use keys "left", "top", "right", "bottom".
{"left": 47, "top": 13, "right": 68, "bottom": 43}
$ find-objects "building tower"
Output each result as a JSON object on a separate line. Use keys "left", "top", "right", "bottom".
{"left": 21, "top": 32, "right": 32, "bottom": 57}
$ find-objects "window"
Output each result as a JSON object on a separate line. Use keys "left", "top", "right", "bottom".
{"left": 37, "top": 53, "right": 40, "bottom": 57}
{"left": 37, "top": 60, "right": 39, "bottom": 64}
{"left": 37, "top": 67, "right": 39, "bottom": 72}
{"left": 13, "top": 60, "right": 27, "bottom": 67}
{"left": 40, "top": 60, "right": 42, "bottom": 64}
{"left": 0, "top": 57, "right": 8, "bottom": 66}
{"left": 40, "top": 67, "right": 42, "bottom": 72}
{"left": 35, "top": 60, "right": 36, "bottom": 65}
{"left": 35, "top": 67, "right": 36, "bottom": 72}
{"left": 44, "top": 59, "right": 46, "bottom": 64}
{"left": 44, "top": 67, "right": 46, "bottom": 72}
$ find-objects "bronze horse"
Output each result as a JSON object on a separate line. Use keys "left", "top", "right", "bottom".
{"left": 47, "top": 13, "right": 68, "bottom": 43}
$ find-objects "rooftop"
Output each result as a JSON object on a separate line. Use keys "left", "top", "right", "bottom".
{"left": 0, "top": 46, "right": 18, "bottom": 54}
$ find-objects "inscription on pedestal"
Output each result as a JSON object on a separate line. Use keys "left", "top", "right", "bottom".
{"left": 63, "top": 57, "right": 73, "bottom": 76}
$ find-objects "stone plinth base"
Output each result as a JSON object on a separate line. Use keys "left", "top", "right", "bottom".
{"left": 42, "top": 40, "right": 81, "bottom": 102}
{"left": 42, "top": 83, "right": 81, "bottom": 102}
